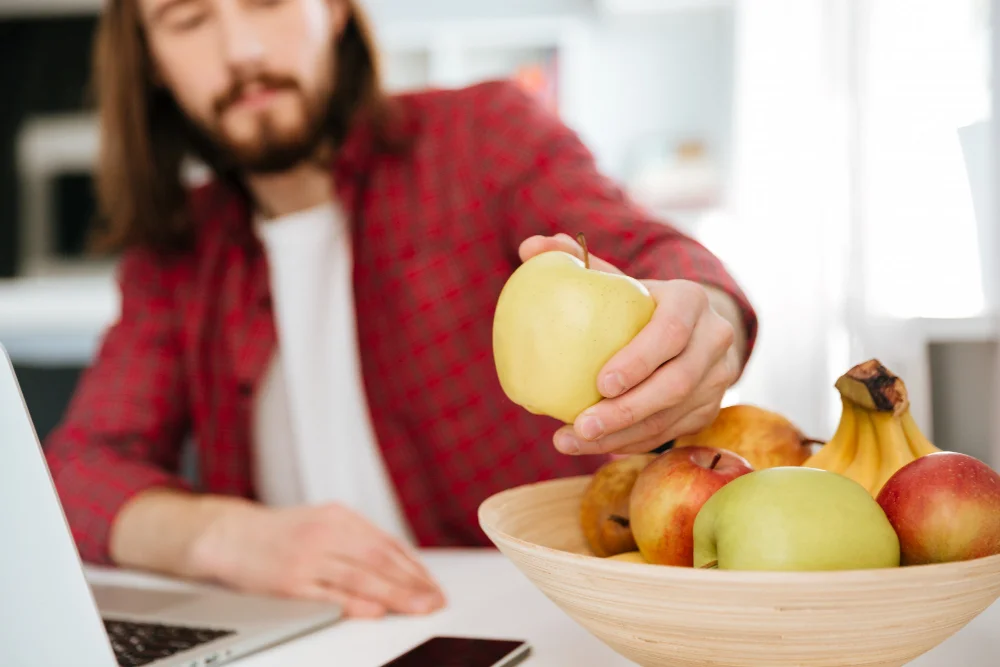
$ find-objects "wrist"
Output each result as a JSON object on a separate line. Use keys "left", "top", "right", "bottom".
{"left": 182, "top": 495, "right": 261, "bottom": 581}
{"left": 703, "top": 285, "right": 748, "bottom": 372}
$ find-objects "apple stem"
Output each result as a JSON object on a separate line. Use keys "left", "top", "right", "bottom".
{"left": 699, "top": 560, "right": 719, "bottom": 570}
{"left": 608, "top": 514, "right": 630, "bottom": 528}
{"left": 709, "top": 453, "right": 722, "bottom": 470}
{"left": 576, "top": 232, "right": 590, "bottom": 269}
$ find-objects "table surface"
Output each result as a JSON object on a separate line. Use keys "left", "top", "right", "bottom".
{"left": 85, "top": 548, "right": 999, "bottom": 667}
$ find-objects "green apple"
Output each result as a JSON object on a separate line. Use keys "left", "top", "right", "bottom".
{"left": 492, "top": 249, "right": 655, "bottom": 424}
{"left": 692, "top": 467, "right": 901, "bottom": 571}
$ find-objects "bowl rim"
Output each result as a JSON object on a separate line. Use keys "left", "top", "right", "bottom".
{"left": 478, "top": 475, "right": 1000, "bottom": 584}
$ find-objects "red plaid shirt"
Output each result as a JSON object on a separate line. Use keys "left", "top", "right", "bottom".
{"left": 43, "top": 80, "right": 758, "bottom": 565}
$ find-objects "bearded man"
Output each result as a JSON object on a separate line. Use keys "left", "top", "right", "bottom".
{"left": 44, "top": 0, "right": 758, "bottom": 619}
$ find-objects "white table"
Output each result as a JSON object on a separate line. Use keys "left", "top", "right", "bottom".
{"left": 85, "top": 548, "right": 998, "bottom": 667}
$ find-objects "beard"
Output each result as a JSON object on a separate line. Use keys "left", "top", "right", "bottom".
{"left": 193, "top": 69, "right": 334, "bottom": 175}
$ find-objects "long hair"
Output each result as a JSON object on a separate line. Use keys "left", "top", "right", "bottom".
{"left": 91, "top": 0, "right": 399, "bottom": 254}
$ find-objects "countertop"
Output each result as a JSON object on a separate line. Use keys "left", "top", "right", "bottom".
{"left": 85, "top": 548, "right": 1000, "bottom": 666}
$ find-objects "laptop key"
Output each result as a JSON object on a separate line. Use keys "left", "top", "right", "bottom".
{"left": 103, "top": 619, "right": 235, "bottom": 666}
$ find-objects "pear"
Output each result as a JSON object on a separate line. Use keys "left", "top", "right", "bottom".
{"left": 579, "top": 455, "right": 656, "bottom": 557}
{"left": 607, "top": 550, "right": 648, "bottom": 563}
{"left": 673, "top": 404, "right": 818, "bottom": 471}
{"left": 492, "top": 236, "right": 655, "bottom": 424}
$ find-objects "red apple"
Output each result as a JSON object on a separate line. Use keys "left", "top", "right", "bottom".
{"left": 629, "top": 446, "right": 754, "bottom": 567}
{"left": 876, "top": 451, "right": 1000, "bottom": 565}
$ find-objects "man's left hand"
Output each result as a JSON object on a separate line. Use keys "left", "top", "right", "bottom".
{"left": 518, "top": 234, "right": 747, "bottom": 456}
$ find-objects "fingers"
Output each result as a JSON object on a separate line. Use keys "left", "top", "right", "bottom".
{"left": 663, "top": 401, "right": 726, "bottom": 444}
{"left": 517, "top": 233, "right": 625, "bottom": 275}
{"left": 344, "top": 538, "right": 443, "bottom": 601}
{"left": 554, "top": 390, "right": 723, "bottom": 457}
{"left": 557, "top": 323, "right": 736, "bottom": 456}
{"left": 279, "top": 505, "right": 445, "bottom": 618}
{"left": 596, "top": 280, "right": 708, "bottom": 400}
{"left": 330, "top": 507, "right": 441, "bottom": 596}
{"left": 553, "top": 423, "right": 667, "bottom": 457}
{"left": 564, "top": 397, "right": 722, "bottom": 457}
{"left": 386, "top": 541, "right": 440, "bottom": 592}
{"left": 366, "top": 533, "right": 439, "bottom": 593}
{"left": 322, "top": 558, "right": 445, "bottom": 616}
{"left": 568, "top": 313, "right": 728, "bottom": 446}
{"left": 298, "top": 584, "right": 387, "bottom": 619}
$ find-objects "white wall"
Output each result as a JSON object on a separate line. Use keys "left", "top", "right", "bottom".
{"left": 365, "top": 0, "right": 735, "bottom": 183}
{"left": 363, "top": 0, "right": 593, "bottom": 22}
{"left": 573, "top": 11, "right": 734, "bottom": 182}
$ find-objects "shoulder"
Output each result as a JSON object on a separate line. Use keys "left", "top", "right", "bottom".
{"left": 389, "top": 80, "right": 582, "bottom": 182}
{"left": 393, "top": 79, "right": 539, "bottom": 112}
{"left": 392, "top": 79, "right": 563, "bottom": 142}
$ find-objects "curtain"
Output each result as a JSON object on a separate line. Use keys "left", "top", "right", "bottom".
{"left": 712, "top": 0, "right": 991, "bottom": 441}
{"left": 701, "top": 0, "right": 860, "bottom": 439}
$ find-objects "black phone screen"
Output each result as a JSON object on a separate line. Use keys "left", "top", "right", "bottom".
{"left": 379, "top": 636, "right": 530, "bottom": 667}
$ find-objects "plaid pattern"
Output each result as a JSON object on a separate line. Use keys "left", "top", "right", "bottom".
{"left": 43, "top": 80, "right": 758, "bottom": 565}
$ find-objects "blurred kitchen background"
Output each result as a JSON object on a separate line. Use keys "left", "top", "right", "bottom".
{"left": 0, "top": 0, "right": 998, "bottom": 470}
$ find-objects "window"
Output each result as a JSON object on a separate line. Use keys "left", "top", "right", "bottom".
{"left": 860, "top": 0, "right": 992, "bottom": 318}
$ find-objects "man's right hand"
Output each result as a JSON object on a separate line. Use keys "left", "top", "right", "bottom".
{"left": 109, "top": 489, "right": 445, "bottom": 618}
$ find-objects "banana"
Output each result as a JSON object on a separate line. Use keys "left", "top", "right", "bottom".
{"left": 841, "top": 408, "right": 881, "bottom": 494}
{"left": 797, "top": 358, "right": 942, "bottom": 498}
{"left": 802, "top": 395, "right": 858, "bottom": 474}
{"left": 870, "top": 411, "right": 915, "bottom": 495}
{"left": 900, "top": 410, "right": 942, "bottom": 458}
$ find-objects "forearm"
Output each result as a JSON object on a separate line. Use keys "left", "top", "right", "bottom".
{"left": 108, "top": 488, "right": 256, "bottom": 580}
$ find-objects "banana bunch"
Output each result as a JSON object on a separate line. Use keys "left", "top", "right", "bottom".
{"left": 803, "top": 359, "right": 941, "bottom": 497}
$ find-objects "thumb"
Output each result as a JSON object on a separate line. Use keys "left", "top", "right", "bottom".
{"left": 518, "top": 233, "right": 625, "bottom": 276}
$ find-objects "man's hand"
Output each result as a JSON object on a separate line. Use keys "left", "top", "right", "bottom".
{"left": 517, "top": 234, "right": 747, "bottom": 456}
{"left": 189, "top": 501, "right": 446, "bottom": 618}
{"left": 109, "top": 489, "right": 445, "bottom": 620}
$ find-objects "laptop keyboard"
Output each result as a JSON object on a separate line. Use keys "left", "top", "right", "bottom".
{"left": 104, "top": 618, "right": 235, "bottom": 666}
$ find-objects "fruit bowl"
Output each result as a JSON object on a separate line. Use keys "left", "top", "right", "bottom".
{"left": 478, "top": 475, "right": 1000, "bottom": 667}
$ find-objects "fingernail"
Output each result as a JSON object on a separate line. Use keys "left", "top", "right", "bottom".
{"left": 578, "top": 414, "right": 605, "bottom": 440}
{"left": 602, "top": 372, "right": 625, "bottom": 397}
{"left": 555, "top": 432, "right": 581, "bottom": 454}
{"left": 411, "top": 594, "right": 441, "bottom": 613}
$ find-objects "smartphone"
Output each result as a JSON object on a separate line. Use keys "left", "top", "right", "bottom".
{"left": 379, "top": 636, "right": 531, "bottom": 667}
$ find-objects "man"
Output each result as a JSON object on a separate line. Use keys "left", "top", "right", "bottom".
{"left": 44, "top": 0, "right": 758, "bottom": 620}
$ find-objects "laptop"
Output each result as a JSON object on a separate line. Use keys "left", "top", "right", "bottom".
{"left": 0, "top": 343, "right": 343, "bottom": 667}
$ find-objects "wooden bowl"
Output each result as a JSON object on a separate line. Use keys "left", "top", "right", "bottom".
{"left": 478, "top": 475, "right": 1000, "bottom": 667}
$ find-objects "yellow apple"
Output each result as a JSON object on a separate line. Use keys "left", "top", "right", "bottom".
{"left": 492, "top": 249, "right": 655, "bottom": 423}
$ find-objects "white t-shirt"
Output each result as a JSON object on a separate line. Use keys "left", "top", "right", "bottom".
{"left": 250, "top": 201, "right": 414, "bottom": 545}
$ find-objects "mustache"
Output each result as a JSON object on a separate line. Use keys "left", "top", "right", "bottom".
{"left": 213, "top": 72, "right": 301, "bottom": 115}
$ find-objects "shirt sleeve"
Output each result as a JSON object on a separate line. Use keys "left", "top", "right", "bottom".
{"left": 471, "top": 80, "right": 758, "bottom": 364}
{"left": 43, "top": 248, "right": 193, "bottom": 565}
